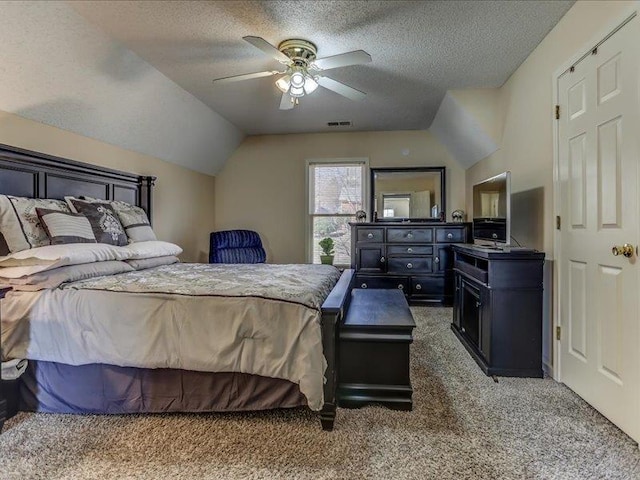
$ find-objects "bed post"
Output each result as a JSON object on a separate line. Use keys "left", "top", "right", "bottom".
{"left": 139, "top": 176, "right": 156, "bottom": 225}
{"left": 319, "top": 269, "right": 353, "bottom": 431}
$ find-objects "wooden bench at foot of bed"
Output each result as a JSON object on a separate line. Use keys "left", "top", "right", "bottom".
{"left": 337, "top": 288, "right": 416, "bottom": 411}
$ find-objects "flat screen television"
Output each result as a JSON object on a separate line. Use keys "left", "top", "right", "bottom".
{"left": 472, "top": 171, "right": 511, "bottom": 245}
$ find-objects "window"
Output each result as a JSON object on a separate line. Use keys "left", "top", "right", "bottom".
{"left": 308, "top": 160, "right": 367, "bottom": 265}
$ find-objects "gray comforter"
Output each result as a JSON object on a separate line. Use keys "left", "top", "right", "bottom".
{"left": 1, "top": 263, "right": 341, "bottom": 410}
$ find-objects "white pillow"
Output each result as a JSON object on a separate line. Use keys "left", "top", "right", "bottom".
{"left": 121, "top": 241, "right": 183, "bottom": 260}
{"left": 0, "top": 243, "right": 133, "bottom": 273}
{"left": 1, "top": 260, "right": 134, "bottom": 290}
{"left": 125, "top": 255, "right": 179, "bottom": 270}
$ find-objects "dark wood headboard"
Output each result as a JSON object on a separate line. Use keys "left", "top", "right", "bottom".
{"left": 0, "top": 143, "right": 156, "bottom": 223}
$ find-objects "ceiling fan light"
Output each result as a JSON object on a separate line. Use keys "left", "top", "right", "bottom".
{"left": 290, "top": 72, "right": 305, "bottom": 88}
{"left": 289, "top": 85, "right": 305, "bottom": 97}
{"left": 275, "top": 75, "right": 291, "bottom": 93}
{"left": 303, "top": 75, "right": 318, "bottom": 94}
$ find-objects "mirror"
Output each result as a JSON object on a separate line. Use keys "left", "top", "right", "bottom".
{"left": 371, "top": 167, "right": 446, "bottom": 222}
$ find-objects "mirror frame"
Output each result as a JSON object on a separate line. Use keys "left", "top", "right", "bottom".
{"left": 370, "top": 166, "right": 446, "bottom": 222}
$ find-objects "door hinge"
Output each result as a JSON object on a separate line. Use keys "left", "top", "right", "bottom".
{"left": 555, "top": 105, "right": 560, "bottom": 120}
{"left": 556, "top": 215, "right": 561, "bottom": 230}
{"left": 556, "top": 326, "right": 561, "bottom": 341}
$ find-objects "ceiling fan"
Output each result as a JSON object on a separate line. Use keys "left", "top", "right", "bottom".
{"left": 212, "top": 36, "right": 371, "bottom": 110}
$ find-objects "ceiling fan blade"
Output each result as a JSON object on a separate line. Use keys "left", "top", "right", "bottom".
{"left": 279, "top": 93, "right": 294, "bottom": 110}
{"left": 213, "top": 70, "right": 279, "bottom": 84}
{"left": 312, "top": 50, "right": 371, "bottom": 71}
{"left": 243, "top": 36, "right": 291, "bottom": 64}
{"left": 316, "top": 76, "right": 366, "bottom": 101}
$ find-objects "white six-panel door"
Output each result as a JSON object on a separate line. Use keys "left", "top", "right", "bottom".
{"left": 557, "top": 15, "right": 640, "bottom": 443}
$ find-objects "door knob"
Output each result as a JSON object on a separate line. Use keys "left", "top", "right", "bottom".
{"left": 612, "top": 244, "right": 635, "bottom": 258}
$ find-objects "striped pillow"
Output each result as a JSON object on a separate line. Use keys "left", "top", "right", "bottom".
{"left": 36, "top": 208, "right": 97, "bottom": 245}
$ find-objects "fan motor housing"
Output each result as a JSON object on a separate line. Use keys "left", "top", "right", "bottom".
{"left": 278, "top": 39, "right": 317, "bottom": 66}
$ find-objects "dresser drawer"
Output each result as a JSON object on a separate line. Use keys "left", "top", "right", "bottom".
{"left": 435, "top": 227, "right": 466, "bottom": 243}
{"left": 388, "top": 257, "right": 433, "bottom": 274}
{"left": 387, "top": 228, "right": 433, "bottom": 243}
{"left": 387, "top": 245, "right": 433, "bottom": 256}
{"left": 355, "top": 275, "right": 409, "bottom": 292}
{"left": 411, "top": 276, "right": 445, "bottom": 296}
{"left": 357, "top": 228, "right": 384, "bottom": 243}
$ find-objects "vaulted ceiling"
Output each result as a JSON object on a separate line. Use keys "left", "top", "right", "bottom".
{"left": 70, "top": 0, "right": 574, "bottom": 135}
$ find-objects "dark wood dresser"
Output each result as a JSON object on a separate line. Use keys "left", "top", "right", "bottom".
{"left": 0, "top": 287, "right": 10, "bottom": 434}
{"left": 350, "top": 222, "right": 471, "bottom": 305}
{"left": 451, "top": 244, "right": 545, "bottom": 377}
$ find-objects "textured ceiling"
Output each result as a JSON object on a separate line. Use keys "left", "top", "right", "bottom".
{"left": 70, "top": 0, "right": 574, "bottom": 135}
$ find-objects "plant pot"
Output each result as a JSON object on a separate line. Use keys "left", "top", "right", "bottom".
{"left": 320, "top": 255, "right": 335, "bottom": 265}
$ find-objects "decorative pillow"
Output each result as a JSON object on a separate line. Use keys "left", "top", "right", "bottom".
{"left": 36, "top": 208, "right": 97, "bottom": 245}
{"left": 122, "top": 240, "right": 183, "bottom": 260}
{"left": 68, "top": 199, "right": 128, "bottom": 246}
{"left": 111, "top": 201, "right": 157, "bottom": 243}
{"left": 0, "top": 195, "right": 70, "bottom": 254}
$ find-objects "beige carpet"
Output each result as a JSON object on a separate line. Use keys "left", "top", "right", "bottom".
{"left": 1, "top": 307, "right": 639, "bottom": 480}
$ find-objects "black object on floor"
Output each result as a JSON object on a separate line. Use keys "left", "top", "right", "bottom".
{"left": 338, "top": 288, "right": 416, "bottom": 410}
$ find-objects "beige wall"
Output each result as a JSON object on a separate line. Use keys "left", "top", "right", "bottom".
{"left": 215, "top": 130, "right": 463, "bottom": 263}
{"left": 466, "top": 0, "right": 636, "bottom": 256}
{"left": 449, "top": 88, "right": 502, "bottom": 145}
{"left": 0, "top": 109, "right": 215, "bottom": 262}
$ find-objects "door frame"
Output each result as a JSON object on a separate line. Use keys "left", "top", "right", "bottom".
{"left": 551, "top": 2, "right": 640, "bottom": 382}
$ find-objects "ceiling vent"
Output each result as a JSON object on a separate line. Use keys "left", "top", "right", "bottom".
{"left": 327, "top": 121, "right": 352, "bottom": 127}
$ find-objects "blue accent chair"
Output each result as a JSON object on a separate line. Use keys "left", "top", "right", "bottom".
{"left": 209, "top": 230, "right": 266, "bottom": 264}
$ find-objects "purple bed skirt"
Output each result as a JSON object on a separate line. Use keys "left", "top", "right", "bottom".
{"left": 19, "top": 361, "right": 308, "bottom": 414}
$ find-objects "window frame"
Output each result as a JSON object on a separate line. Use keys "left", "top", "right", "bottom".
{"left": 305, "top": 158, "right": 369, "bottom": 266}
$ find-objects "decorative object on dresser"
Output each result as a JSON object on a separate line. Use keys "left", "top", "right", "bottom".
{"left": 355, "top": 209, "right": 367, "bottom": 222}
{"left": 338, "top": 288, "right": 415, "bottom": 410}
{"left": 451, "top": 244, "right": 545, "bottom": 377}
{"left": 370, "top": 167, "right": 445, "bottom": 221}
{"left": 451, "top": 209, "right": 465, "bottom": 222}
{"left": 350, "top": 222, "right": 471, "bottom": 305}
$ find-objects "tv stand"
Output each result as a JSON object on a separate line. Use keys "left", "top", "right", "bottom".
{"left": 451, "top": 244, "right": 545, "bottom": 377}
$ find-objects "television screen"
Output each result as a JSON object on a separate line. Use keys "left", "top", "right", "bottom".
{"left": 472, "top": 171, "right": 511, "bottom": 244}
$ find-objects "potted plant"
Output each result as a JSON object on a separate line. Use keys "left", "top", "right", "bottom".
{"left": 319, "top": 237, "right": 335, "bottom": 265}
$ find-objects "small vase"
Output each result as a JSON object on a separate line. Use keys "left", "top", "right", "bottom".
{"left": 320, "top": 255, "right": 334, "bottom": 265}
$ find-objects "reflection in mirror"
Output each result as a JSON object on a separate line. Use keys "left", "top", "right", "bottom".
{"left": 371, "top": 167, "right": 445, "bottom": 221}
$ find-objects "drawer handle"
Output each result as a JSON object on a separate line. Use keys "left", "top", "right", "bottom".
{"left": 398, "top": 284, "right": 404, "bottom": 290}
{"left": 476, "top": 301, "right": 482, "bottom": 308}
{"left": 447, "top": 233, "right": 453, "bottom": 239}
{"left": 407, "top": 232, "right": 413, "bottom": 239}
{"left": 407, "top": 247, "right": 413, "bottom": 253}
{"left": 407, "top": 263, "right": 413, "bottom": 269}
{"left": 367, "top": 233, "right": 374, "bottom": 239}
{"left": 361, "top": 283, "right": 368, "bottom": 289}
{"left": 415, "top": 284, "right": 422, "bottom": 290}
{"left": 380, "top": 256, "right": 385, "bottom": 263}
{"left": 434, "top": 257, "right": 440, "bottom": 264}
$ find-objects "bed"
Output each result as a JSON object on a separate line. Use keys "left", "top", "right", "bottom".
{"left": 0, "top": 143, "right": 353, "bottom": 431}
